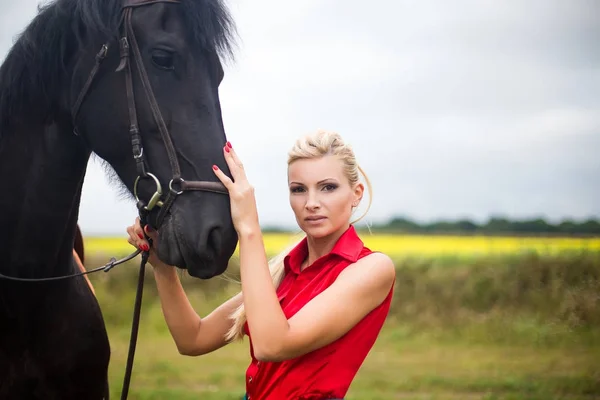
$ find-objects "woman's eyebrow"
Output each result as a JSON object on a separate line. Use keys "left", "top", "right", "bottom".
{"left": 289, "top": 178, "right": 339, "bottom": 186}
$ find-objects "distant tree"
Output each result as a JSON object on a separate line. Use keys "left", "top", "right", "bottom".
{"left": 387, "top": 216, "right": 421, "bottom": 232}
{"left": 558, "top": 220, "right": 578, "bottom": 234}
{"left": 578, "top": 218, "right": 600, "bottom": 234}
{"left": 369, "top": 214, "right": 600, "bottom": 236}
{"left": 512, "top": 218, "right": 557, "bottom": 234}
{"left": 483, "top": 217, "right": 512, "bottom": 233}
{"left": 456, "top": 219, "right": 478, "bottom": 232}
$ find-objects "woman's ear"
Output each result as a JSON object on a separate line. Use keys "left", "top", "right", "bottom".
{"left": 352, "top": 182, "right": 364, "bottom": 207}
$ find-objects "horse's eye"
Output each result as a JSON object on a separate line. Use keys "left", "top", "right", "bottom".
{"left": 151, "top": 50, "right": 175, "bottom": 70}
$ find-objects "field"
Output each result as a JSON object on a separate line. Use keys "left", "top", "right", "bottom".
{"left": 84, "top": 231, "right": 600, "bottom": 259}
{"left": 83, "top": 233, "right": 600, "bottom": 400}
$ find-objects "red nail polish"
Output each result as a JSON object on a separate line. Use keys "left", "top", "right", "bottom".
{"left": 138, "top": 233, "right": 144, "bottom": 240}
{"left": 226, "top": 141, "right": 232, "bottom": 148}
{"left": 224, "top": 146, "right": 230, "bottom": 153}
{"left": 142, "top": 244, "right": 149, "bottom": 251}
{"left": 213, "top": 165, "right": 218, "bottom": 170}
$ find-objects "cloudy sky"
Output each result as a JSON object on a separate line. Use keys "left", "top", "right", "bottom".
{"left": 1, "top": 0, "right": 599, "bottom": 235}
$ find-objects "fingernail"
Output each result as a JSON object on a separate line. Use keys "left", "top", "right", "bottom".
{"left": 226, "top": 141, "right": 232, "bottom": 149}
{"left": 224, "top": 146, "right": 230, "bottom": 153}
{"left": 144, "top": 225, "right": 153, "bottom": 233}
{"left": 213, "top": 165, "right": 219, "bottom": 170}
{"left": 141, "top": 244, "right": 149, "bottom": 251}
{"left": 138, "top": 233, "right": 144, "bottom": 240}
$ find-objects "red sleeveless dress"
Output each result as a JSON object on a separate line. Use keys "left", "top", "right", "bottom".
{"left": 243, "top": 225, "right": 394, "bottom": 399}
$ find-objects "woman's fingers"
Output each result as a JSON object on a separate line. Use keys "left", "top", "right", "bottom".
{"left": 226, "top": 141, "right": 244, "bottom": 170}
{"left": 126, "top": 219, "right": 149, "bottom": 251}
{"left": 212, "top": 162, "right": 234, "bottom": 190}
{"left": 223, "top": 142, "right": 247, "bottom": 181}
{"left": 134, "top": 218, "right": 145, "bottom": 239}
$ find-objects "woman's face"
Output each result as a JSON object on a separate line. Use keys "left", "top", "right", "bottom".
{"left": 288, "top": 155, "right": 363, "bottom": 239}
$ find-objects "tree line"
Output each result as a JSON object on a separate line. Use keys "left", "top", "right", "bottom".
{"left": 362, "top": 216, "right": 600, "bottom": 236}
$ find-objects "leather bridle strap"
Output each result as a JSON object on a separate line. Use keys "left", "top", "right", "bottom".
{"left": 64, "top": 3, "right": 232, "bottom": 399}
{"left": 118, "top": 5, "right": 179, "bottom": 180}
{"left": 72, "top": 0, "right": 229, "bottom": 233}
{"left": 71, "top": 44, "right": 108, "bottom": 136}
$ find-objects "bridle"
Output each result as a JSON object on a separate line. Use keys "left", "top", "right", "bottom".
{"left": 73, "top": 0, "right": 229, "bottom": 229}
{"left": 0, "top": 1, "right": 230, "bottom": 399}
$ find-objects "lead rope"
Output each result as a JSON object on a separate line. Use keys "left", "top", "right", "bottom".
{"left": 119, "top": 249, "right": 148, "bottom": 400}
{"left": 119, "top": 182, "right": 154, "bottom": 400}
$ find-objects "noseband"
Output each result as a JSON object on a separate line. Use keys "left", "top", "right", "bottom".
{"left": 72, "top": 0, "right": 228, "bottom": 231}
{"left": 0, "top": 1, "right": 229, "bottom": 399}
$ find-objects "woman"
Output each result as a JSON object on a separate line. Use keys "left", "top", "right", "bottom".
{"left": 127, "top": 130, "right": 396, "bottom": 400}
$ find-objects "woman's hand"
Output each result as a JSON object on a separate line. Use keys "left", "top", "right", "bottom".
{"left": 126, "top": 217, "right": 172, "bottom": 270}
{"left": 212, "top": 142, "right": 260, "bottom": 235}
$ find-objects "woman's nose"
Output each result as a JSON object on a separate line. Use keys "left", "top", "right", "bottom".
{"left": 305, "top": 191, "right": 320, "bottom": 209}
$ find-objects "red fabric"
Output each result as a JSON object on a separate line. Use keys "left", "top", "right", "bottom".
{"left": 243, "top": 225, "right": 394, "bottom": 400}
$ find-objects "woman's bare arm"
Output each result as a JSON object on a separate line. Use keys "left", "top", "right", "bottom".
{"left": 126, "top": 219, "right": 242, "bottom": 356}
{"left": 152, "top": 264, "right": 243, "bottom": 356}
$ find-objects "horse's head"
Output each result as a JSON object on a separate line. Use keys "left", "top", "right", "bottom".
{"left": 70, "top": 0, "right": 238, "bottom": 279}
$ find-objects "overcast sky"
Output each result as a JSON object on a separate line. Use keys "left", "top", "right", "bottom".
{"left": 1, "top": 0, "right": 599, "bottom": 235}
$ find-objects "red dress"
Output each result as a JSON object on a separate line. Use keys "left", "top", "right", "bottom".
{"left": 243, "top": 225, "right": 394, "bottom": 399}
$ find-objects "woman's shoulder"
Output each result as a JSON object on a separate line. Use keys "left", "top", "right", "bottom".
{"left": 356, "top": 245, "right": 395, "bottom": 270}
{"left": 358, "top": 251, "right": 395, "bottom": 275}
{"left": 337, "top": 251, "right": 396, "bottom": 293}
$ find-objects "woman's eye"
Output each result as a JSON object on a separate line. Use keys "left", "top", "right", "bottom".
{"left": 290, "top": 187, "right": 304, "bottom": 193}
{"left": 152, "top": 50, "right": 175, "bottom": 70}
{"left": 323, "top": 184, "right": 337, "bottom": 191}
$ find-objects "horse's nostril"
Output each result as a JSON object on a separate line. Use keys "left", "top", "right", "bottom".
{"left": 207, "top": 226, "right": 222, "bottom": 255}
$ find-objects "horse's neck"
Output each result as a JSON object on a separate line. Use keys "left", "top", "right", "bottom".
{"left": 0, "top": 122, "right": 90, "bottom": 277}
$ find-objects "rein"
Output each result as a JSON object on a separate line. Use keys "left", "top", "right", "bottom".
{"left": 0, "top": 1, "right": 229, "bottom": 399}
{"left": 0, "top": 250, "right": 142, "bottom": 282}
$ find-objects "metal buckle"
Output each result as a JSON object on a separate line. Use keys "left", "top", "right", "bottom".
{"left": 134, "top": 172, "right": 164, "bottom": 211}
{"left": 96, "top": 44, "right": 109, "bottom": 60}
{"left": 169, "top": 178, "right": 185, "bottom": 195}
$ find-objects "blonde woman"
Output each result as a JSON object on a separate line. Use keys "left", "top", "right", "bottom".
{"left": 127, "top": 130, "right": 396, "bottom": 400}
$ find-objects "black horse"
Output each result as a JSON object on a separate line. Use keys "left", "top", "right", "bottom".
{"left": 0, "top": 0, "right": 238, "bottom": 398}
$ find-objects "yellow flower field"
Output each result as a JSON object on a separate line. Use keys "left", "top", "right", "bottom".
{"left": 84, "top": 232, "right": 600, "bottom": 260}
{"left": 357, "top": 233, "right": 600, "bottom": 257}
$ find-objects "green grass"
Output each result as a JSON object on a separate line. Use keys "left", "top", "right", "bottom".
{"left": 102, "top": 314, "right": 600, "bottom": 399}
{"left": 84, "top": 251, "right": 600, "bottom": 400}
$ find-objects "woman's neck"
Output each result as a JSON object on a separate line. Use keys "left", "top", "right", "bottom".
{"left": 303, "top": 223, "right": 350, "bottom": 269}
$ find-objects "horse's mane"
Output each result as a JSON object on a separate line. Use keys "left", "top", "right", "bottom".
{"left": 0, "top": 0, "right": 237, "bottom": 132}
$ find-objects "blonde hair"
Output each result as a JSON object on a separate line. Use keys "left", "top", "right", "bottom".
{"left": 224, "top": 129, "right": 373, "bottom": 342}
